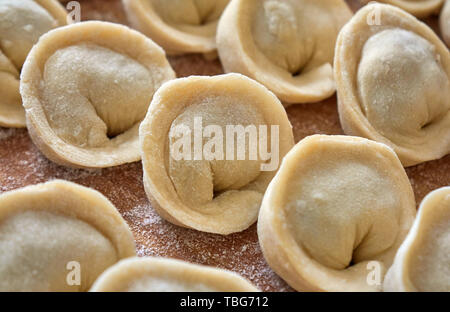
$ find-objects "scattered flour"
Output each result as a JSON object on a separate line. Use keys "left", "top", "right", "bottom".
{"left": 0, "top": 128, "right": 19, "bottom": 141}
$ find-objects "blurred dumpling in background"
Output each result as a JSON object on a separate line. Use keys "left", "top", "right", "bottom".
{"left": 0, "top": 0, "right": 68, "bottom": 128}
{"left": 361, "top": 0, "right": 444, "bottom": 18}
{"left": 441, "top": 0, "right": 450, "bottom": 46}
{"left": 122, "top": 0, "right": 230, "bottom": 58}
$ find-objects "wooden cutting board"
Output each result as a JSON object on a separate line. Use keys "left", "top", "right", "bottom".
{"left": 0, "top": 0, "right": 448, "bottom": 291}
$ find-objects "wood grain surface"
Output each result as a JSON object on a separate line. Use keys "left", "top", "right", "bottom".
{"left": 0, "top": 0, "right": 448, "bottom": 292}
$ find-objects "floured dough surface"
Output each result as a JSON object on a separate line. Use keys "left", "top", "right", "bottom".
{"left": 357, "top": 29, "right": 449, "bottom": 145}
{"left": 384, "top": 187, "right": 450, "bottom": 292}
{"left": 0, "top": 0, "right": 66, "bottom": 128}
{"left": 20, "top": 21, "right": 175, "bottom": 168}
{"left": 127, "top": 277, "right": 215, "bottom": 292}
{"left": 364, "top": 0, "right": 444, "bottom": 18}
{"left": 217, "top": 0, "right": 352, "bottom": 104}
{"left": 441, "top": 0, "right": 450, "bottom": 46}
{"left": 0, "top": 180, "right": 136, "bottom": 292}
{"left": 42, "top": 43, "right": 154, "bottom": 148}
{"left": 151, "top": 0, "right": 229, "bottom": 30}
{"left": 90, "top": 257, "right": 259, "bottom": 292}
{"left": 140, "top": 74, "right": 294, "bottom": 234}
{"left": 286, "top": 156, "right": 403, "bottom": 270}
{"left": 123, "top": 0, "right": 229, "bottom": 55}
{"left": 0, "top": 211, "right": 117, "bottom": 291}
{"left": 258, "top": 135, "right": 416, "bottom": 291}
{"left": 409, "top": 213, "right": 450, "bottom": 291}
{"left": 168, "top": 99, "right": 266, "bottom": 209}
{"left": 252, "top": 0, "right": 344, "bottom": 75}
{"left": 0, "top": 0, "right": 57, "bottom": 68}
{"left": 1, "top": 0, "right": 447, "bottom": 292}
{"left": 335, "top": 3, "right": 450, "bottom": 166}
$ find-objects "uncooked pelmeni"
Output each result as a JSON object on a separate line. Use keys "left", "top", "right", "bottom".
{"left": 0, "top": 0, "right": 67, "bottom": 128}
{"left": 90, "top": 257, "right": 259, "bottom": 292}
{"left": 441, "top": 0, "right": 450, "bottom": 46}
{"left": 258, "top": 135, "right": 416, "bottom": 292}
{"left": 217, "top": 0, "right": 353, "bottom": 104}
{"left": 20, "top": 21, "right": 175, "bottom": 168}
{"left": 384, "top": 187, "right": 450, "bottom": 292}
{"left": 335, "top": 3, "right": 450, "bottom": 167}
{"left": 362, "top": 0, "right": 444, "bottom": 18}
{"left": 122, "top": 0, "right": 229, "bottom": 57}
{"left": 140, "top": 74, "right": 294, "bottom": 235}
{"left": 0, "top": 180, "right": 136, "bottom": 292}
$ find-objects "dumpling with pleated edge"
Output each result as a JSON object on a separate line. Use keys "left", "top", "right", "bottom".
{"left": 20, "top": 21, "right": 176, "bottom": 168}
{"left": 217, "top": 0, "right": 353, "bottom": 104}
{"left": 335, "top": 3, "right": 450, "bottom": 167}
{"left": 258, "top": 135, "right": 416, "bottom": 292}
{"left": 0, "top": 180, "right": 136, "bottom": 292}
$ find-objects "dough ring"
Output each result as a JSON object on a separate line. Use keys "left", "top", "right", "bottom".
{"left": 20, "top": 21, "right": 175, "bottom": 168}
{"left": 0, "top": 180, "right": 136, "bottom": 292}
{"left": 217, "top": 0, "right": 353, "bottom": 104}
{"left": 0, "top": 0, "right": 67, "bottom": 128}
{"left": 140, "top": 73, "right": 294, "bottom": 235}
{"left": 384, "top": 186, "right": 450, "bottom": 292}
{"left": 335, "top": 3, "right": 450, "bottom": 166}
{"left": 258, "top": 135, "right": 416, "bottom": 291}
{"left": 122, "top": 0, "right": 230, "bottom": 57}
{"left": 90, "top": 257, "right": 259, "bottom": 292}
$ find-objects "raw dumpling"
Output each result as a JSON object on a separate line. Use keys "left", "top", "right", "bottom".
{"left": 258, "top": 135, "right": 416, "bottom": 291}
{"left": 441, "top": 0, "right": 450, "bottom": 46}
{"left": 122, "top": 0, "right": 230, "bottom": 57}
{"left": 0, "top": 0, "right": 67, "bottom": 128}
{"left": 20, "top": 21, "right": 175, "bottom": 168}
{"left": 362, "top": 0, "right": 444, "bottom": 18}
{"left": 217, "top": 0, "right": 353, "bottom": 104}
{"left": 0, "top": 180, "right": 136, "bottom": 292}
{"left": 335, "top": 3, "right": 450, "bottom": 166}
{"left": 90, "top": 257, "right": 259, "bottom": 292}
{"left": 384, "top": 187, "right": 450, "bottom": 292}
{"left": 140, "top": 73, "right": 294, "bottom": 234}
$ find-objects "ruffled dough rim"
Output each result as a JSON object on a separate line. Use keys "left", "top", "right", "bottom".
{"left": 0, "top": 180, "right": 136, "bottom": 268}
{"left": 20, "top": 21, "right": 175, "bottom": 169}
{"left": 258, "top": 135, "right": 416, "bottom": 292}
{"left": 384, "top": 186, "right": 450, "bottom": 292}
{"left": 140, "top": 73, "right": 294, "bottom": 235}
{"left": 334, "top": 3, "right": 450, "bottom": 167}
{"left": 90, "top": 257, "right": 259, "bottom": 292}
{"left": 217, "top": 0, "right": 353, "bottom": 104}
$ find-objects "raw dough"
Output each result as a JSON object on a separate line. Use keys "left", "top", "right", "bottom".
{"left": 90, "top": 257, "right": 259, "bottom": 292}
{"left": 0, "top": 180, "right": 136, "bottom": 292}
{"left": 258, "top": 135, "right": 416, "bottom": 291}
{"left": 0, "top": 0, "right": 67, "bottom": 128}
{"left": 140, "top": 73, "right": 294, "bottom": 234}
{"left": 217, "top": 0, "right": 353, "bottom": 104}
{"left": 384, "top": 186, "right": 450, "bottom": 292}
{"left": 122, "top": 0, "right": 229, "bottom": 57}
{"left": 362, "top": 0, "right": 444, "bottom": 18}
{"left": 441, "top": 0, "right": 450, "bottom": 46}
{"left": 20, "top": 21, "right": 175, "bottom": 168}
{"left": 335, "top": 3, "right": 450, "bottom": 166}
